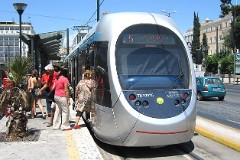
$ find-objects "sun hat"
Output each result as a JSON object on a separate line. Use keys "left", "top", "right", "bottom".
{"left": 44, "top": 64, "right": 54, "bottom": 70}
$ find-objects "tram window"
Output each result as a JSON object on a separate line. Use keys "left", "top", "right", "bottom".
{"left": 115, "top": 24, "right": 189, "bottom": 90}
{"left": 88, "top": 51, "right": 94, "bottom": 66}
{"left": 95, "top": 42, "right": 112, "bottom": 107}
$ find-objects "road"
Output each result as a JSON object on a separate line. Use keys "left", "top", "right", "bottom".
{"left": 196, "top": 83, "right": 240, "bottom": 130}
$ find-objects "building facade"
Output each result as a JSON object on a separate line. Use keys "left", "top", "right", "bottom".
{"left": 183, "top": 14, "right": 232, "bottom": 55}
{"left": 0, "top": 21, "right": 35, "bottom": 64}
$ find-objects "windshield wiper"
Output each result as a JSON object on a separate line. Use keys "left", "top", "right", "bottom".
{"left": 168, "top": 60, "right": 185, "bottom": 89}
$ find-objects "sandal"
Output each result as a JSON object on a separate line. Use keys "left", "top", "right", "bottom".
{"left": 42, "top": 115, "right": 46, "bottom": 119}
{"left": 47, "top": 122, "right": 52, "bottom": 127}
{"left": 62, "top": 128, "right": 72, "bottom": 131}
{"left": 73, "top": 125, "right": 81, "bottom": 129}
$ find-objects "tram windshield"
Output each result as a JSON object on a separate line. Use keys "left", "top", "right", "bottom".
{"left": 116, "top": 24, "right": 190, "bottom": 90}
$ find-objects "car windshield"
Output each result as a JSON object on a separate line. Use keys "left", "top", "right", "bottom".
{"left": 205, "top": 78, "right": 223, "bottom": 85}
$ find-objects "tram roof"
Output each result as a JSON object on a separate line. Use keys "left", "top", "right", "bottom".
{"left": 64, "top": 24, "right": 103, "bottom": 62}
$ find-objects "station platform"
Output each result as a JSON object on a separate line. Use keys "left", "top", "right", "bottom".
{"left": 0, "top": 98, "right": 104, "bottom": 160}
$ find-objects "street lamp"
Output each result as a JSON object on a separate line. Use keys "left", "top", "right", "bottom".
{"left": 161, "top": 10, "right": 176, "bottom": 17}
{"left": 7, "top": 45, "right": 10, "bottom": 66}
{"left": 13, "top": 3, "right": 27, "bottom": 59}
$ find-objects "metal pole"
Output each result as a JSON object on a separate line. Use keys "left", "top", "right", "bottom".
{"left": 30, "top": 35, "right": 35, "bottom": 67}
{"left": 19, "top": 14, "right": 22, "bottom": 58}
{"left": 66, "top": 28, "right": 69, "bottom": 55}
{"left": 233, "top": 6, "right": 237, "bottom": 83}
{"left": 8, "top": 45, "right": 10, "bottom": 65}
{"left": 13, "top": 3, "right": 27, "bottom": 58}
{"left": 97, "top": 0, "right": 100, "bottom": 22}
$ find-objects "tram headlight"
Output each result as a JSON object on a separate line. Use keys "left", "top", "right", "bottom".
{"left": 181, "top": 99, "right": 186, "bottom": 104}
{"left": 135, "top": 100, "right": 141, "bottom": 106}
{"left": 174, "top": 99, "right": 180, "bottom": 105}
{"left": 142, "top": 101, "right": 149, "bottom": 107}
{"left": 129, "top": 94, "right": 136, "bottom": 100}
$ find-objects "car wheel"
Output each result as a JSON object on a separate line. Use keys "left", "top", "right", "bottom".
{"left": 218, "top": 96, "right": 224, "bottom": 101}
{"left": 197, "top": 92, "right": 203, "bottom": 101}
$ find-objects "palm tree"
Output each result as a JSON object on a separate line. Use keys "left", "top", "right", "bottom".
{"left": 0, "top": 57, "right": 33, "bottom": 141}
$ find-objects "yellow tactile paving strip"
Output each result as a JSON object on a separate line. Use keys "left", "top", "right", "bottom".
{"left": 195, "top": 116, "right": 240, "bottom": 152}
{"left": 65, "top": 130, "right": 80, "bottom": 160}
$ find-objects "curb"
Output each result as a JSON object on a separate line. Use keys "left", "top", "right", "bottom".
{"left": 195, "top": 116, "right": 240, "bottom": 152}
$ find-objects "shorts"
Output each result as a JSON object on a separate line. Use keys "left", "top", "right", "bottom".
{"left": 32, "top": 88, "right": 40, "bottom": 98}
{"left": 76, "top": 111, "right": 83, "bottom": 117}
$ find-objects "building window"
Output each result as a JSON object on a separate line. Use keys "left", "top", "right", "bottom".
{"left": 15, "top": 47, "right": 19, "bottom": 51}
{"left": 23, "top": 26, "right": 30, "bottom": 31}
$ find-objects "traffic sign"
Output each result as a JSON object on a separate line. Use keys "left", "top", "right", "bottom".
{"left": 236, "top": 53, "right": 240, "bottom": 60}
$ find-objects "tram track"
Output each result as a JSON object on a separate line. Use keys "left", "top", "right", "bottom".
{"left": 176, "top": 143, "right": 204, "bottom": 160}
{"left": 85, "top": 119, "right": 204, "bottom": 160}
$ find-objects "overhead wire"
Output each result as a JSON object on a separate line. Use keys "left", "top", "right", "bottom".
{"left": 84, "top": 0, "right": 105, "bottom": 26}
{"left": 79, "top": 0, "right": 105, "bottom": 32}
{"left": 0, "top": 10, "right": 83, "bottom": 22}
{"left": 0, "top": 0, "right": 105, "bottom": 25}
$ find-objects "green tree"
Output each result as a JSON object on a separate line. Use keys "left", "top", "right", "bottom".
{"left": 8, "top": 57, "right": 32, "bottom": 87}
{"left": 205, "top": 55, "right": 220, "bottom": 73}
{"left": 191, "top": 12, "right": 201, "bottom": 63}
{"left": 220, "top": 54, "right": 234, "bottom": 73}
{"left": 202, "top": 33, "right": 208, "bottom": 58}
{"left": 220, "top": 0, "right": 240, "bottom": 50}
{"left": 223, "top": 32, "right": 233, "bottom": 49}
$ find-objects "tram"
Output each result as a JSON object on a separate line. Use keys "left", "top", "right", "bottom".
{"left": 65, "top": 12, "right": 197, "bottom": 147}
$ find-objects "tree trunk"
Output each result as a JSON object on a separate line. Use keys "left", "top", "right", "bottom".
{"left": 6, "top": 112, "right": 28, "bottom": 141}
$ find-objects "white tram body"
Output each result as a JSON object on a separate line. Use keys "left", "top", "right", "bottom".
{"left": 66, "top": 12, "right": 197, "bottom": 147}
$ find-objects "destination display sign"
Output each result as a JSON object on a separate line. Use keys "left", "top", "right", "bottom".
{"left": 123, "top": 34, "right": 175, "bottom": 45}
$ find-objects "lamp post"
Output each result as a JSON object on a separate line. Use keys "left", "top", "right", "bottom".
{"left": 7, "top": 45, "right": 10, "bottom": 66}
{"left": 13, "top": 3, "right": 27, "bottom": 59}
{"left": 228, "top": 2, "right": 237, "bottom": 83}
{"left": 161, "top": 10, "right": 176, "bottom": 17}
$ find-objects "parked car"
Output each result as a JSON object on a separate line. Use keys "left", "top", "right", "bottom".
{"left": 196, "top": 77, "right": 226, "bottom": 101}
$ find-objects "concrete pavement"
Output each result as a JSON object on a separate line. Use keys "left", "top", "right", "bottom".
{"left": 0, "top": 98, "right": 103, "bottom": 160}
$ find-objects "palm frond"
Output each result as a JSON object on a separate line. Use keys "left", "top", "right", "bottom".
{"left": 8, "top": 57, "right": 32, "bottom": 85}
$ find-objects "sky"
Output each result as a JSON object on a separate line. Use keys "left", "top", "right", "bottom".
{"left": 1, "top": 0, "right": 238, "bottom": 37}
